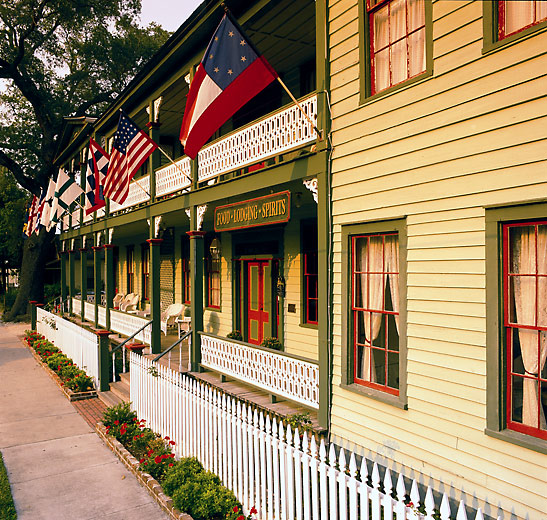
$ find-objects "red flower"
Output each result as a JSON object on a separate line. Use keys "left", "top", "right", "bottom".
{"left": 147, "top": 449, "right": 154, "bottom": 456}
{"left": 169, "top": 454, "right": 175, "bottom": 458}
{"left": 164, "top": 436, "right": 170, "bottom": 440}
{"left": 237, "top": 516, "right": 244, "bottom": 520}
{"left": 114, "top": 420, "right": 119, "bottom": 425}
{"left": 250, "top": 507, "right": 257, "bottom": 514}
{"left": 168, "top": 463, "right": 173, "bottom": 467}
{"left": 233, "top": 506, "right": 239, "bottom": 513}
{"left": 139, "top": 459, "right": 145, "bottom": 463}
{"left": 154, "top": 455, "right": 162, "bottom": 464}
{"left": 169, "top": 440, "right": 176, "bottom": 445}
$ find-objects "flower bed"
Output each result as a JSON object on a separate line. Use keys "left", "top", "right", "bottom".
{"left": 23, "top": 330, "right": 97, "bottom": 401}
{"left": 99, "top": 403, "right": 258, "bottom": 520}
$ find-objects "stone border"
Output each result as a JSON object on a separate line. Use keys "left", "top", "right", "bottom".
{"left": 24, "top": 339, "right": 98, "bottom": 401}
{"left": 95, "top": 423, "right": 193, "bottom": 520}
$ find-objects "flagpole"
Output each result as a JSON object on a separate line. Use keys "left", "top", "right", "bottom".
{"left": 132, "top": 178, "right": 151, "bottom": 198}
{"left": 157, "top": 146, "right": 193, "bottom": 184}
{"left": 276, "top": 77, "right": 322, "bottom": 138}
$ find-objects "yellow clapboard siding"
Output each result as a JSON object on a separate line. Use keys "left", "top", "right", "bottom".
{"left": 409, "top": 373, "right": 485, "bottom": 404}
{"left": 408, "top": 246, "right": 485, "bottom": 261}
{"left": 405, "top": 359, "right": 485, "bottom": 389}
{"left": 408, "top": 272, "right": 484, "bottom": 288}
{"left": 434, "top": 19, "right": 482, "bottom": 60}
{"left": 408, "top": 323, "right": 486, "bottom": 350}
{"left": 409, "top": 310, "right": 485, "bottom": 333}
{"left": 432, "top": 0, "right": 473, "bottom": 23}
{"left": 407, "top": 206, "right": 485, "bottom": 225}
{"left": 407, "top": 385, "right": 485, "bottom": 418}
{"left": 407, "top": 259, "right": 485, "bottom": 274}
{"left": 407, "top": 299, "right": 485, "bottom": 318}
{"left": 432, "top": 1, "right": 481, "bottom": 42}
{"left": 408, "top": 216, "right": 485, "bottom": 235}
{"left": 406, "top": 286, "right": 484, "bottom": 303}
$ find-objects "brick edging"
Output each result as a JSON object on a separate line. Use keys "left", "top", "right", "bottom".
{"left": 95, "top": 423, "right": 193, "bottom": 520}
{"left": 22, "top": 338, "right": 98, "bottom": 401}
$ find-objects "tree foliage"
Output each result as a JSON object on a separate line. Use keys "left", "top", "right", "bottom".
{"left": 0, "top": 0, "right": 171, "bottom": 194}
{"left": 0, "top": 166, "right": 26, "bottom": 268}
{"left": 0, "top": 0, "right": 171, "bottom": 316}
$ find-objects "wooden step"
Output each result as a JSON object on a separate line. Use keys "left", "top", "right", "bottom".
{"left": 98, "top": 390, "right": 124, "bottom": 408}
{"left": 109, "top": 380, "right": 130, "bottom": 403}
{"left": 120, "top": 371, "right": 131, "bottom": 385}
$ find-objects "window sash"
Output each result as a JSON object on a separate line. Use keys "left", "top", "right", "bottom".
{"left": 207, "top": 256, "right": 221, "bottom": 309}
{"left": 304, "top": 252, "right": 318, "bottom": 324}
{"left": 368, "top": 0, "right": 426, "bottom": 95}
{"left": 502, "top": 220, "right": 547, "bottom": 440}
{"left": 351, "top": 232, "right": 400, "bottom": 395}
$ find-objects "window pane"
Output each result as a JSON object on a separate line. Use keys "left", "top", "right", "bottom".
{"left": 537, "top": 0, "right": 547, "bottom": 22}
{"left": 390, "top": 39, "right": 407, "bottom": 85}
{"left": 390, "top": 0, "right": 407, "bottom": 42}
{"left": 387, "top": 351, "right": 399, "bottom": 389}
{"left": 511, "top": 375, "right": 524, "bottom": 424}
{"left": 373, "top": 347, "right": 386, "bottom": 385}
{"left": 505, "top": 1, "right": 534, "bottom": 35}
{"left": 511, "top": 328, "right": 526, "bottom": 376}
{"left": 408, "top": 28, "right": 425, "bottom": 77}
{"left": 510, "top": 276, "right": 536, "bottom": 326}
{"left": 373, "top": 4, "right": 389, "bottom": 50}
{"left": 374, "top": 48, "right": 390, "bottom": 92}
{"left": 408, "top": 0, "right": 425, "bottom": 31}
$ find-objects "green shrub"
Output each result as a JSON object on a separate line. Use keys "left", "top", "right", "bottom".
{"left": 60, "top": 363, "right": 81, "bottom": 380}
{"left": 286, "top": 411, "right": 313, "bottom": 433}
{"left": 260, "top": 336, "right": 282, "bottom": 350}
{"left": 65, "top": 373, "right": 94, "bottom": 392}
{"left": 171, "top": 470, "right": 241, "bottom": 520}
{"left": 0, "top": 452, "right": 16, "bottom": 520}
{"left": 138, "top": 435, "right": 176, "bottom": 482}
{"left": 162, "top": 457, "right": 204, "bottom": 496}
{"left": 126, "top": 426, "right": 156, "bottom": 460}
{"left": 47, "top": 353, "right": 70, "bottom": 372}
{"left": 103, "top": 402, "right": 137, "bottom": 429}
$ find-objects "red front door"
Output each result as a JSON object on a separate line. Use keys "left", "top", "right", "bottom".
{"left": 247, "top": 261, "right": 270, "bottom": 345}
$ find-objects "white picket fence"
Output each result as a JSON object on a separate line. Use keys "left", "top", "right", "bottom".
{"left": 36, "top": 307, "right": 101, "bottom": 388}
{"left": 130, "top": 353, "right": 491, "bottom": 520}
{"left": 110, "top": 309, "right": 151, "bottom": 344}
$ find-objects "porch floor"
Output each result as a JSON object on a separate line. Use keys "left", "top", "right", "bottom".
{"left": 72, "top": 316, "right": 323, "bottom": 434}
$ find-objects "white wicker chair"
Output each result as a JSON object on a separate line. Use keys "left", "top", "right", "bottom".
{"left": 160, "top": 303, "right": 184, "bottom": 335}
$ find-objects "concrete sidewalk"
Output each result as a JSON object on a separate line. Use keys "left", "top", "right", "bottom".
{"left": 0, "top": 321, "right": 169, "bottom": 520}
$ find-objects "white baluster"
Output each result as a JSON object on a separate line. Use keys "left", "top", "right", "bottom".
{"left": 319, "top": 439, "right": 328, "bottom": 520}
{"left": 440, "top": 494, "right": 451, "bottom": 520}
{"left": 348, "top": 453, "right": 358, "bottom": 520}
{"left": 338, "top": 449, "right": 348, "bottom": 519}
{"left": 383, "top": 468, "right": 394, "bottom": 520}
{"left": 328, "top": 444, "right": 338, "bottom": 519}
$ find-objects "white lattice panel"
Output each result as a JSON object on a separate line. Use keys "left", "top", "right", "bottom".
{"left": 72, "top": 298, "right": 81, "bottom": 315}
{"left": 200, "top": 334, "right": 319, "bottom": 408}
{"left": 109, "top": 175, "right": 150, "bottom": 212}
{"left": 110, "top": 309, "right": 151, "bottom": 345}
{"left": 155, "top": 157, "right": 192, "bottom": 197}
{"left": 198, "top": 94, "right": 317, "bottom": 183}
{"left": 97, "top": 305, "right": 107, "bottom": 328}
{"left": 84, "top": 301, "right": 95, "bottom": 323}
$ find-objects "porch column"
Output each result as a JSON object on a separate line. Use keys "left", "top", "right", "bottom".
{"left": 92, "top": 245, "right": 102, "bottom": 328}
{"left": 68, "top": 249, "right": 76, "bottom": 313}
{"left": 104, "top": 244, "right": 115, "bottom": 330}
{"left": 146, "top": 117, "right": 161, "bottom": 202}
{"left": 79, "top": 247, "right": 87, "bottom": 320}
{"left": 147, "top": 238, "right": 162, "bottom": 354}
{"left": 187, "top": 229, "right": 205, "bottom": 371}
{"left": 60, "top": 250, "right": 67, "bottom": 310}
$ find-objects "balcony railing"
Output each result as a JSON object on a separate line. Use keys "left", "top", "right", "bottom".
{"left": 155, "top": 156, "right": 191, "bottom": 197}
{"left": 109, "top": 175, "right": 150, "bottom": 213}
{"left": 200, "top": 333, "right": 319, "bottom": 409}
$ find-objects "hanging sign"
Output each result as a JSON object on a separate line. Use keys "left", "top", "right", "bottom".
{"left": 214, "top": 191, "right": 291, "bottom": 232}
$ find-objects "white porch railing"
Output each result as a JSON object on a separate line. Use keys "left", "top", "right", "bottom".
{"left": 200, "top": 333, "right": 319, "bottom": 409}
{"left": 97, "top": 305, "right": 107, "bottom": 328}
{"left": 84, "top": 301, "right": 96, "bottom": 323}
{"left": 198, "top": 94, "right": 317, "bottom": 183}
{"left": 72, "top": 297, "right": 81, "bottom": 315}
{"left": 109, "top": 175, "right": 150, "bottom": 212}
{"left": 110, "top": 309, "right": 151, "bottom": 345}
{"left": 155, "top": 156, "right": 191, "bottom": 197}
{"left": 130, "top": 354, "right": 490, "bottom": 520}
{"left": 37, "top": 307, "right": 101, "bottom": 388}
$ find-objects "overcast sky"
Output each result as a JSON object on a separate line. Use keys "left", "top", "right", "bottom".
{"left": 140, "top": 0, "right": 204, "bottom": 32}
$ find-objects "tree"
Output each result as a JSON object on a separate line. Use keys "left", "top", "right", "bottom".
{"left": 0, "top": 0, "right": 171, "bottom": 318}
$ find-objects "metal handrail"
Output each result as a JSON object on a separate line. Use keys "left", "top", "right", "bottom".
{"left": 111, "top": 319, "right": 153, "bottom": 354}
{"left": 153, "top": 329, "right": 192, "bottom": 362}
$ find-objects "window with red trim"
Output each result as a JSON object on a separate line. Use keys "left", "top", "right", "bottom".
{"left": 498, "top": 1, "right": 547, "bottom": 40}
{"left": 302, "top": 219, "right": 318, "bottom": 325}
{"left": 367, "top": 0, "right": 426, "bottom": 95}
{"left": 142, "top": 244, "right": 150, "bottom": 302}
{"left": 503, "top": 221, "right": 547, "bottom": 440}
{"left": 352, "top": 232, "right": 400, "bottom": 394}
{"left": 126, "top": 246, "right": 134, "bottom": 294}
{"left": 206, "top": 237, "right": 221, "bottom": 309}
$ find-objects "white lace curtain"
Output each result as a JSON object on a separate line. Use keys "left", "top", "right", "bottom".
{"left": 511, "top": 226, "right": 547, "bottom": 429}
{"left": 358, "top": 235, "right": 399, "bottom": 382}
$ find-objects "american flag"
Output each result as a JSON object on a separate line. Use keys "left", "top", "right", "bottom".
{"left": 103, "top": 111, "right": 157, "bottom": 204}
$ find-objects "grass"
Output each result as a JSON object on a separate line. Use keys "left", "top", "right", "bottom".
{"left": 0, "top": 451, "right": 17, "bottom": 520}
